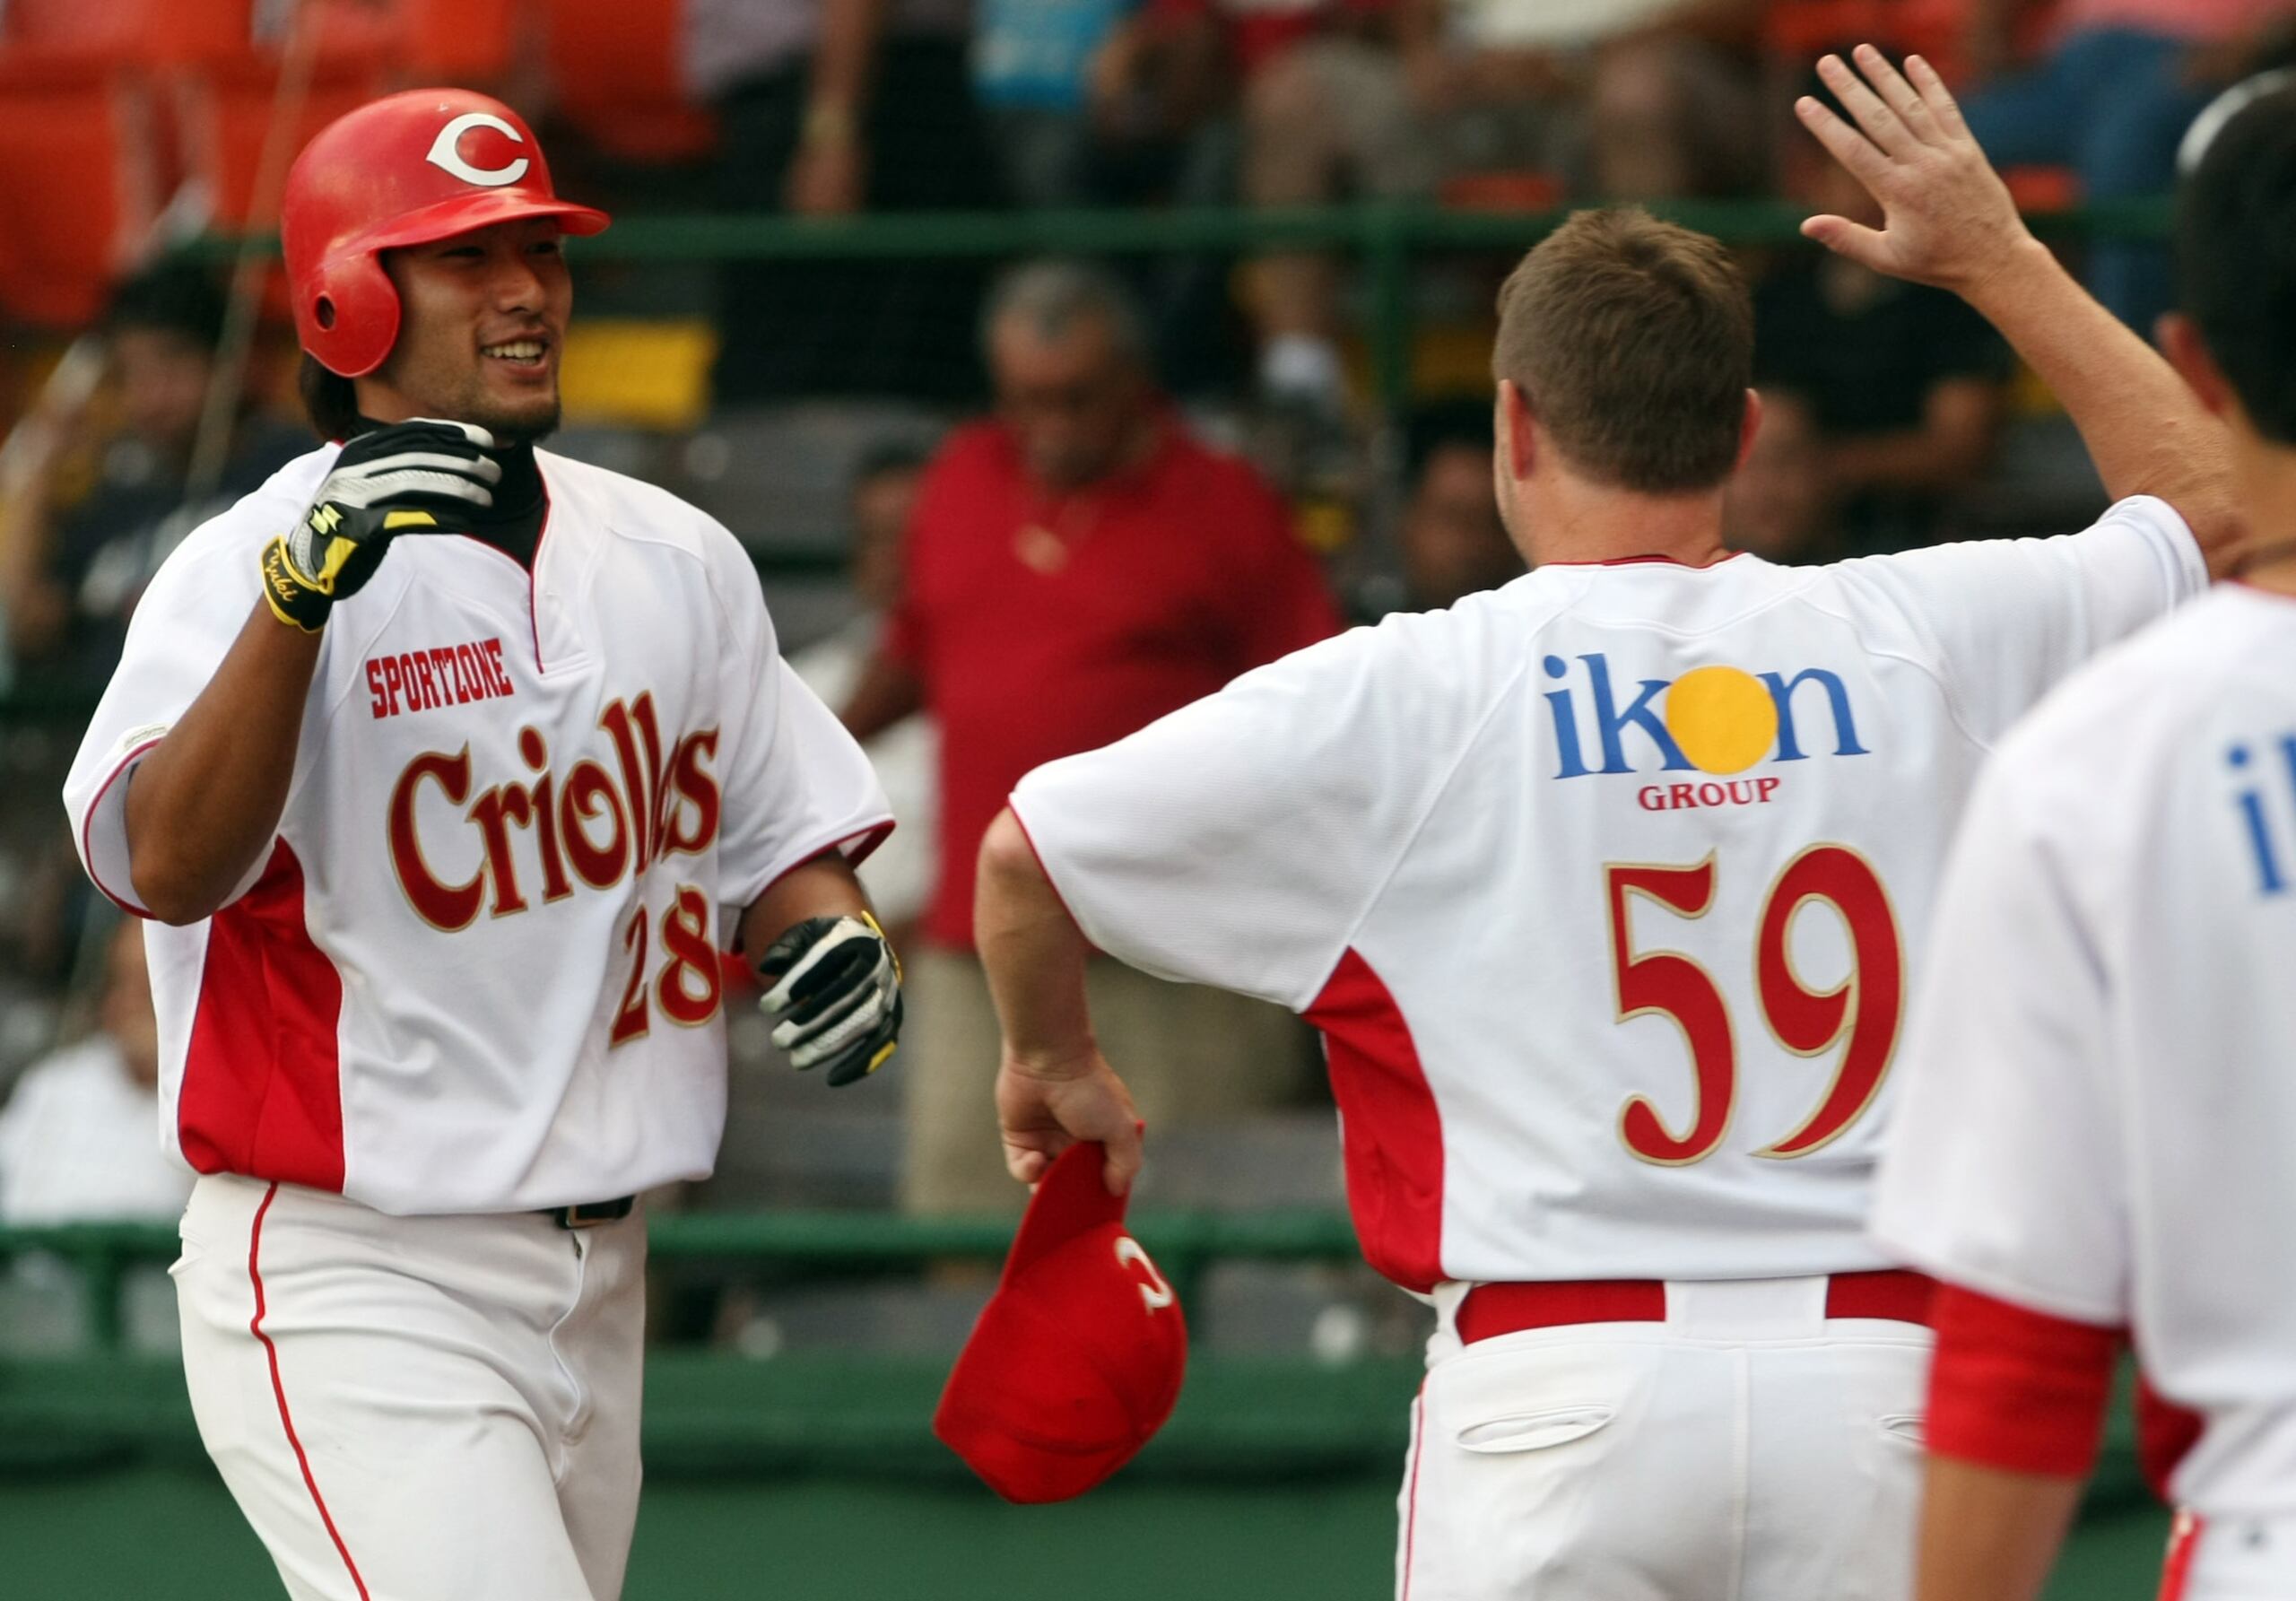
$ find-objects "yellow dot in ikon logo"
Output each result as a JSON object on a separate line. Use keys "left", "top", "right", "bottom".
{"left": 1663, "top": 666, "right": 1778, "bottom": 775}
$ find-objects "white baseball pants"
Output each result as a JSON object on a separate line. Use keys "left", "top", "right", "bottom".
{"left": 1396, "top": 1275, "right": 1933, "bottom": 1600}
{"left": 171, "top": 1172, "right": 647, "bottom": 1601}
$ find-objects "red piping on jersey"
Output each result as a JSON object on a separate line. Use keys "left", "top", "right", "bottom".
{"left": 1007, "top": 808, "right": 1080, "bottom": 927}
{"left": 449, "top": 480, "right": 553, "bottom": 674}
{"left": 248, "top": 1181, "right": 373, "bottom": 1601}
{"left": 178, "top": 839, "right": 348, "bottom": 1193}
{"left": 1305, "top": 949, "right": 1446, "bottom": 1293}
{"left": 78, "top": 735, "right": 167, "bottom": 917}
{"left": 1925, "top": 1283, "right": 2122, "bottom": 1477}
{"left": 753, "top": 821, "right": 897, "bottom": 900}
{"left": 1539, "top": 553, "right": 1750, "bottom": 569}
{"left": 737, "top": 822, "right": 898, "bottom": 956}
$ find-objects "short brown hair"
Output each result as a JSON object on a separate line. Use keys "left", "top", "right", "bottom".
{"left": 1492, "top": 208, "right": 1752, "bottom": 493}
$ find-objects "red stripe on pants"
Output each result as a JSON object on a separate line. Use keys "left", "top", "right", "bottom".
{"left": 248, "top": 1181, "right": 372, "bottom": 1601}
{"left": 2158, "top": 1510, "right": 2205, "bottom": 1601}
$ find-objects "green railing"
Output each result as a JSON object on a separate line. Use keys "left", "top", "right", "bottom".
{"left": 0, "top": 1209, "right": 1361, "bottom": 1354}
{"left": 181, "top": 196, "right": 2175, "bottom": 414}
{"left": 0, "top": 1207, "right": 2161, "bottom": 1508}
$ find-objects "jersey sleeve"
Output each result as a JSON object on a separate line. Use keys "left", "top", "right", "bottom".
{"left": 710, "top": 553, "right": 893, "bottom": 921}
{"left": 60, "top": 533, "right": 272, "bottom": 917}
{"left": 1854, "top": 495, "right": 2202, "bottom": 747}
{"left": 1869, "top": 755, "right": 2130, "bottom": 1325}
{"left": 1010, "top": 614, "right": 1469, "bottom": 1011}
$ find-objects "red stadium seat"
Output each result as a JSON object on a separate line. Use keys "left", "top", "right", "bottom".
{"left": 396, "top": 0, "right": 526, "bottom": 83}
{"left": 543, "top": 0, "right": 717, "bottom": 164}
{"left": 172, "top": 58, "right": 387, "bottom": 231}
{"left": 1, "top": 0, "right": 254, "bottom": 69}
{"left": 0, "top": 61, "right": 157, "bottom": 326}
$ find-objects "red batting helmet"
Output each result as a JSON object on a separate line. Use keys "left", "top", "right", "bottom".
{"left": 282, "top": 89, "right": 611, "bottom": 378}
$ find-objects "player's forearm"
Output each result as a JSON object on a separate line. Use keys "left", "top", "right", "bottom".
{"left": 1913, "top": 1456, "right": 2085, "bottom": 1601}
{"left": 975, "top": 808, "right": 1098, "bottom": 1075}
{"left": 1967, "top": 239, "right": 2239, "bottom": 563}
{"left": 806, "top": 0, "right": 890, "bottom": 127}
{"left": 125, "top": 601, "right": 323, "bottom": 924}
{"left": 739, "top": 853, "right": 871, "bottom": 957}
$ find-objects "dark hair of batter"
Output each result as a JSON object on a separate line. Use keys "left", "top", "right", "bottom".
{"left": 1492, "top": 208, "right": 1753, "bottom": 493}
{"left": 298, "top": 354, "right": 370, "bottom": 443}
{"left": 2179, "top": 79, "right": 2296, "bottom": 445}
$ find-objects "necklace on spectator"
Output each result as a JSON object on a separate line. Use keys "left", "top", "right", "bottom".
{"left": 1013, "top": 496, "right": 1101, "bottom": 575}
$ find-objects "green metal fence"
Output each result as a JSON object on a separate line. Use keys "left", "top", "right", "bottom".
{"left": 180, "top": 196, "right": 2175, "bottom": 414}
{"left": 0, "top": 1209, "right": 1358, "bottom": 1354}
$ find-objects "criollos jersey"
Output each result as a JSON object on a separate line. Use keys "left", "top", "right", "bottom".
{"left": 1012, "top": 498, "right": 2201, "bottom": 1292}
{"left": 64, "top": 444, "right": 891, "bottom": 1216}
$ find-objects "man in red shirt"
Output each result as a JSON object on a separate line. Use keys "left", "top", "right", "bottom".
{"left": 844, "top": 259, "right": 1342, "bottom": 1214}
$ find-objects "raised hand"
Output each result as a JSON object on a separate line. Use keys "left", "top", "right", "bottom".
{"left": 1796, "top": 45, "right": 2035, "bottom": 300}
{"left": 263, "top": 419, "right": 499, "bottom": 632}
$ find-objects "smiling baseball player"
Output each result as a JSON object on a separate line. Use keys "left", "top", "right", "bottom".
{"left": 1871, "top": 77, "right": 2296, "bottom": 1601}
{"left": 974, "top": 50, "right": 2243, "bottom": 1601}
{"left": 60, "top": 90, "right": 902, "bottom": 1600}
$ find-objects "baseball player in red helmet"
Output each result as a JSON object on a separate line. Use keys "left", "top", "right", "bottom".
{"left": 973, "top": 49, "right": 2248, "bottom": 1601}
{"left": 61, "top": 89, "right": 904, "bottom": 1600}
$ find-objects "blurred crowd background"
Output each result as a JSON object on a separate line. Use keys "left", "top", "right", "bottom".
{"left": 0, "top": 0, "right": 2291, "bottom": 1370}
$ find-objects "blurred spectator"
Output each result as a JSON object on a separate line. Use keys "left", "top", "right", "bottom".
{"left": 972, "top": 0, "right": 1139, "bottom": 206}
{"left": 788, "top": 443, "right": 940, "bottom": 946}
{"left": 1960, "top": 0, "right": 2289, "bottom": 331}
{"left": 1723, "top": 387, "right": 1845, "bottom": 562}
{"left": 691, "top": 0, "right": 1006, "bottom": 404}
{"left": 0, "top": 262, "right": 307, "bottom": 700}
{"left": 841, "top": 259, "right": 1339, "bottom": 1214}
{"left": 0, "top": 920, "right": 189, "bottom": 1224}
{"left": 1233, "top": 1, "right": 1752, "bottom": 422}
{"left": 1397, "top": 398, "right": 1520, "bottom": 609}
{"left": 1752, "top": 129, "right": 2010, "bottom": 551}
{"left": 1585, "top": 30, "right": 1765, "bottom": 200}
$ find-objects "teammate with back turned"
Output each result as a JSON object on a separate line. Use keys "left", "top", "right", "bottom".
{"left": 59, "top": 91, "right": 903, "bottom": 1600}
{"left": 971, "top": 48, "right": 2246, "bottom": 1601}
{"left": 1870, "top": 76, "right": 2296, "bottom": 1601}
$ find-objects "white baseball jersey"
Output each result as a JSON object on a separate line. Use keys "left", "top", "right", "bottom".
{"left": 1874, "top": 582, "right": 2296, "bottom": 1522}
{"left": 62, "top": 444, "right": 891, "bottom": 1216}
{"left": 1013, "top": 497, "right": 2201, "bottom": 1292}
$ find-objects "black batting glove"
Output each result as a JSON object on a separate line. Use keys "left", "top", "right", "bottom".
{"left": 755, "top": 911, "right": 903, "bottom": 1087}
{"left": 262, "top": 419, "right": 500, "bottom": 632}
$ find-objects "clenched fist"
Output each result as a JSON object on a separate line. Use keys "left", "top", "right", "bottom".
{"left": 262, "top": 419, "right": 500, "bottom": 632}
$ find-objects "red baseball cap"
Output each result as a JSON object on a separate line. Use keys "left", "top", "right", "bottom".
{"left": 934, "top": 1141, "right": 1188, "bottom": 1502}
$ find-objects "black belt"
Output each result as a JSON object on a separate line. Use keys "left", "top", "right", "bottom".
{"left": 542, "top": 1196, "right": 636, "bottom": 1230}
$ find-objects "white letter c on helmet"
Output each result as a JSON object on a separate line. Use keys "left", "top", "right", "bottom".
{"left": 426, "top": 113, "right": 531, "bottom": 188}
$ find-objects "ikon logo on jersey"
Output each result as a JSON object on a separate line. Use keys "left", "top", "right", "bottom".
{"left": 2229, "top": 734, "right": 2296, "bottom": 896}
{"left": 1540, "top": 653, "right": 1868, "bottom": 809}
